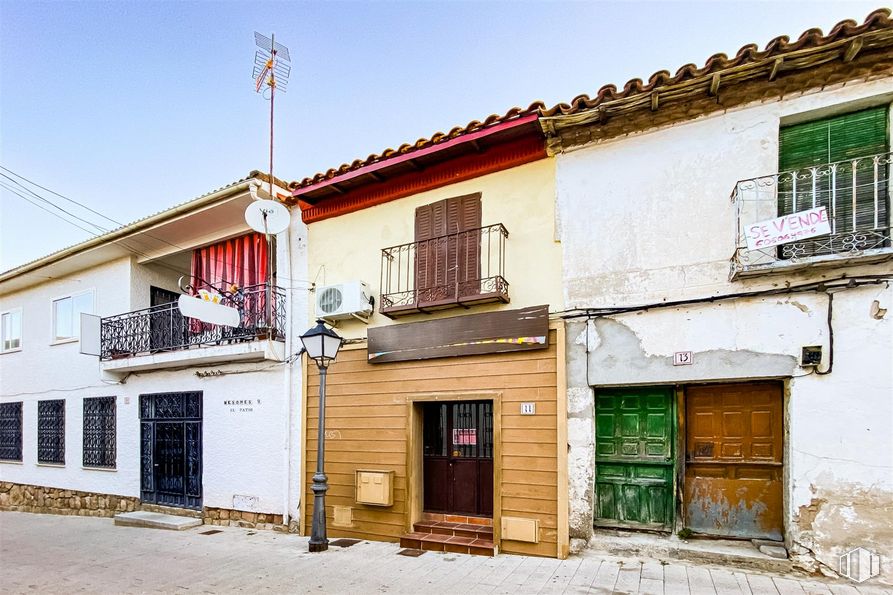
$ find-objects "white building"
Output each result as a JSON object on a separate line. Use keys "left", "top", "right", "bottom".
{"left": 0, "top": 172, "right": 309, "bottom": 530}
{"left": 546, "top": 11, "right": 893, "bottom": 584}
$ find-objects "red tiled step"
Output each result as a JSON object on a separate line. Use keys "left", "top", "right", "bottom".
{"left": 412, "top": 520, "right": 493, "bottom": 540}
{"left": 400, "top": 527, "right": 494, "bottom": 556}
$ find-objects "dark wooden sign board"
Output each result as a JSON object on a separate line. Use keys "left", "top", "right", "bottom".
{"left": 368, "top": 305, "right": 549, "bottom": 364}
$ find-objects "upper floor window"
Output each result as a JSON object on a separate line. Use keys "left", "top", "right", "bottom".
{"left": 1, "top": 308, "right": 22, "bottom": 352}
{"left": 379, "top": 193, "right": 510, "bottom": 316}
{"left": 37, "top": 399, "right": 65, "bottom": 465}
{"left": 52, "top": 290, "right": 94, "bottom": 342}
{"left": 777, "top": 106, "right": 889, "bottom": 256}
{"left": 0, "top": 402, "right": 23, "bottom": 462}
{"left": 83, "top": 397, "right": 116, "bottom": 469}
{"left": 415, "top": 193, "right": 482, "bottom": 306}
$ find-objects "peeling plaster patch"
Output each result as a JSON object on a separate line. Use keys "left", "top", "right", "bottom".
{"left": 786, "top": 300, "right": 811, "bottom": 314}
{"left": 791, "top": 486, "right": 893, "bottom": 585}
{"left": 587, "top": 318, "right": 798, "bottom": 386}
{"left": 796, "top": 498, "right": 827, "bottom": 531}
{"left": 567, "top": 387, "right": 592, "bottom": 417}
{"left": 567, "top": 438, "right": 595, "bottom": 540}
{"left": 567, "top": 416, "right": 593, "bottom": 447}
{"left": 574, "top": 319, "right": 600, "bottom": 352}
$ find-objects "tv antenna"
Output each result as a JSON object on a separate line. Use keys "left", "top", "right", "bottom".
{"left": 253, "top": 32, "right": 291, "bottom": 200}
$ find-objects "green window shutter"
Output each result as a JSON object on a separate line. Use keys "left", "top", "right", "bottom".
{"left": 779, "top": 119, "right": 829, "bottom": 171}
{"left": 779, "top": 105, "right": 889, "bottom": 171}
{"left": 828, "top": 107, "right": 888, "bottom": 163}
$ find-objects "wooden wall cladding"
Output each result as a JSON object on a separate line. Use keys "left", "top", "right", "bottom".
{"left": 304, "top": 329, "right": 560, "bottom": 558}
{"left": 368, "top": 305, "right": 549, "bottom": 363}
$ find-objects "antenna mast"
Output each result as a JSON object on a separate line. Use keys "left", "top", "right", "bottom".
{"left": 253, "top": 32, "right": 292, "bottom": 199}
{"left": 253, "top": 33, "right": 291, "bottom": 333}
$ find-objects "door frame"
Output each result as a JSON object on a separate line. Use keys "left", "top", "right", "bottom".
{"left": 679, "top": 380, "right": 786, "bottom": 540}
{"left": 593, "top": 385, "right": 677, "bottom": 531}
{"left": 406, "top": 391, "right": 502, "bottom": 545}
{"left": 139, "top": 391, "right": 203, "bottom": 510}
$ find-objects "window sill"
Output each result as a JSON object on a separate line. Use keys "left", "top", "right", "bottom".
{"left": 732, "top": 246, "right": 893, "bottom": 280}
{"left": 0, "top": 347, "right": 22, "bottom": 355}
{"left": 0, "top": 459, "right": 23, "bottom": 464}
{"left": 36, "top": 462, "right": 66, "bottom": 468}
{"left": 50, "top": 337, "right": 79, "bottom": 346}
{"left": 82, "top": 465, "right": 117, "bottom": 472}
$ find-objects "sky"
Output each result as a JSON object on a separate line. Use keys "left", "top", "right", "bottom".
{"left": 0, "top": 0, "right": 885, "bottom": 271}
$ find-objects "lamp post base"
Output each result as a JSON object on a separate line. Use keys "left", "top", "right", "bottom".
{"left": 308, "top": 470, "right": 329, "bottom": 553}
{"left": 308, "top": 540, "right": 328, "bottom": 553}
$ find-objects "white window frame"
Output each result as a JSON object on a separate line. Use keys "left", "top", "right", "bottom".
{"left": 1, "top": 307, "right": 23, "bottom": 354}
{"left": 51, "top": 289, "right": 95, "bottom": 344}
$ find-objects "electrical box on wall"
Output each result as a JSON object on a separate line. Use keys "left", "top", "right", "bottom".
{"left": 801, "top": 345, "right": 823, "bottom": 366}
{"left": 501, "top": 516, "right": 540, "bottom": 543}
{"left": 332, "top": 505, "right": 353, "bottom": 527}
{"left": 355, "top": 469, "right": 394, "bottom": 506}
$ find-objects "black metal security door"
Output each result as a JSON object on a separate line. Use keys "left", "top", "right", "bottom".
{"left": 140, "top": 392, "right": 202, "bottom": 509}
{"left": 149, "top": 286, "right": 184, "bottom": 353}
{"left": 423, "top": 401, "right": 493, "bottom": 517}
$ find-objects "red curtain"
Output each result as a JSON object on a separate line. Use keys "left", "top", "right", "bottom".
{"left": 190, "top": 232, "right": 268, "bottom": 293}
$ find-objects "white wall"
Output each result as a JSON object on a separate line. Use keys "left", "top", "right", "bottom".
{"left": 1, "top": 257, "right": 135, "bottom": 496}
{"left": 0, "top": 257, "right": 133, "bottom": 398}
{"left": 0, "top": 208, "right": 310, "bottom": 524}
{"left": 557, "top": 78, "right": 893, "bottom": 307}
{"left": 556, "top": 76, "right": 893, "bottom": 581}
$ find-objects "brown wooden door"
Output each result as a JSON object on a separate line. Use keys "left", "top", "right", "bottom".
{"left": 422, "top": 401, "right": 493, "bottom": 517}
{"left": 684, "top": 382, "right": 784, "bottom": 540}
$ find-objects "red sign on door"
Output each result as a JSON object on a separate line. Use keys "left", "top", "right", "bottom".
{"left": 452, "top": 428, "right": 477, "bottom": 446}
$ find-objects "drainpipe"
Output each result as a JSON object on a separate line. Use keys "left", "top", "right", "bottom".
{"left": 281, "top": 211, "right": 294, "bottom": 528}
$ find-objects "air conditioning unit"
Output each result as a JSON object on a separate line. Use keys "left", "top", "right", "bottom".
{"left": 315, "top": 281, "right": 374, "bottom": 321}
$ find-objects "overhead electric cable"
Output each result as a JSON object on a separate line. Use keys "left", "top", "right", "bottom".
{"left": 1, "top": 167, "right": 314, "bottom": 289}
{"left": 0, "top": 174, "right": 109, "bottom": 234}
{"left": 0, "top": 165, "right": 123, "bottom": 227}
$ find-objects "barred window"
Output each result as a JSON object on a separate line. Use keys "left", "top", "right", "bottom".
{"left": 0, "top": 402, "right": 23, "bottom": 461}
{"left": 83, "top": 397, "right": 116, "bottom": 468}
{"left": 37, "top": 399, "right": 65, "bottom": 464}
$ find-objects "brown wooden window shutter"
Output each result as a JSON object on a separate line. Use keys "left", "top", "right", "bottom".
{"left": 414, "top": 193, "right": 482, "bottom": 306}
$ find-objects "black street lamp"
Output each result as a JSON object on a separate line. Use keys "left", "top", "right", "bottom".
{"left": 299, "top": 319, "right": 343, "bottom": 553}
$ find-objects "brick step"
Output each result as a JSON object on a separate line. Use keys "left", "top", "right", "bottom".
{"left": 400, "top": 531, "right": 494, "bottom": 557}
{"left": 412, "top": 520, "right": 493, "bottom": 540}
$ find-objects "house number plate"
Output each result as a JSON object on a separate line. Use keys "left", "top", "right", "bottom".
{"left": 674, "top": 351, "right": 693, "bottom": 366}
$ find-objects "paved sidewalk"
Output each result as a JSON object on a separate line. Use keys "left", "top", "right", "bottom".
{"left": 0, "top": 512, "right": 888, "bottom": 594}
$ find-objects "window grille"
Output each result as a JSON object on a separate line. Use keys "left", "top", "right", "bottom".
{"left": 83, "top": 397, "right": 116, "bottom": 468}
{"left": 37, "top": 399, "right": 65, "bottom": 464}
{"left": 0, "top": 402, "right": 23, "bottom": 461}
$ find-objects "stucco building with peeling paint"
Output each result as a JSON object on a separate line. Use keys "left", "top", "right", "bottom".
{"left": 545, "top": 9, "right": 893, "bottom": 583}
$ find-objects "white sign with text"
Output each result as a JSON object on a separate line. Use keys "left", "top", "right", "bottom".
{"left": 745, "top": 206, "right": 831, "bottom": 251}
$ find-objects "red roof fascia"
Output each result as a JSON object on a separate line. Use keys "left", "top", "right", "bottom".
{"left": 291, "top": 114, "right": 539, "bottom": 199}
{"left": 299, "top": 133, "right": 546, "bottom": 224}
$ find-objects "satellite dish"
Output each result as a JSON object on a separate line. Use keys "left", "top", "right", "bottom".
{"left": 245, "top": 200, "right": 290, "bottom": 235}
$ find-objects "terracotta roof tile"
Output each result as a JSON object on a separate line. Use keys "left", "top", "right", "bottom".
{"left": 538, "top": 8, "right": 892, "bottom": 118}
{"left": 290, "top": 8, "right": 892, "bottom": 193}
{"left": 288, "top": 102, "right": 545, "bottom": 191}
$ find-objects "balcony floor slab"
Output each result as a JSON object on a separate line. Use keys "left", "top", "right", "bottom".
{"left": 100, "top": 339, "right": 285, "bottom": 373}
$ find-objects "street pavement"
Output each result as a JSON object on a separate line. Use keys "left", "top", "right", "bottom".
{"left": 0, "top": 512, "right": 888, "bottom": 594}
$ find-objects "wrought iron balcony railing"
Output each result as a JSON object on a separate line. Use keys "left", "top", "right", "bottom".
{"left": 100, "top": 283, "right": 286, "bottom": 360}
{"left": 731, "top": 151, "right": 892, "bottom": 274}
{"left": 380, "top": 223, "right": 509, "bottom": 316}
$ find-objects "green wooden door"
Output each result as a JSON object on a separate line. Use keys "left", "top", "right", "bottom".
{"left": 594, "top": 387, "right": 674, "bottom": 530}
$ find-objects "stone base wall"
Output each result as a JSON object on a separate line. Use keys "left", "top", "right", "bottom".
{"left": 0, "top": 482, "right": 139, "bottom": 517}
{"left": 202, "top": 507, "right": 294, "bottom": 533}
{"left": 0, "top": 482, "right": 300, "bottom": 534}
